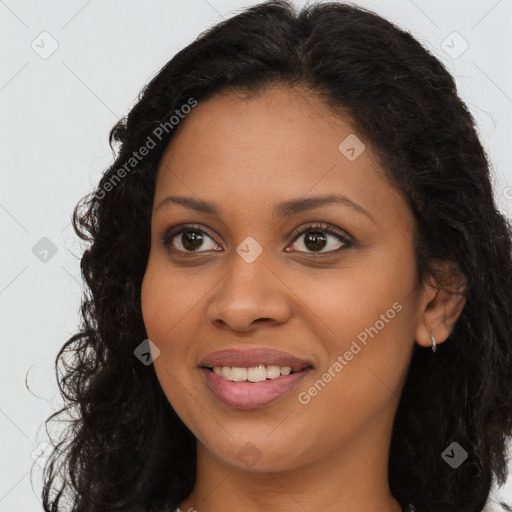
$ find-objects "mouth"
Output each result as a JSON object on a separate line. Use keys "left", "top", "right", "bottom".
{"left": 200, "top": 364, "right": 314, "bottom": 409}
{"left": 201, "top": 364, "right": 313, "bottom": 382}
{"left": 198, "top": 347, "right": 315, "bottom": 409}
{"left": 198, "top": 347, "right": 314, "bottom": 374}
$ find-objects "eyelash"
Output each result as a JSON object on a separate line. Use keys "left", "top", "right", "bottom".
{"left": 161, "top": 221, "right": 354, "bottom": 258}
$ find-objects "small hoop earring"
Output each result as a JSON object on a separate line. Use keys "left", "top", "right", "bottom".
{"left": 429, "top": 329, "right": 437, "bottom": 352}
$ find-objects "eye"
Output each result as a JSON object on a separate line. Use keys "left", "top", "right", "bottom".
{"left": 162, "top": 223, "right": 221, "bottom": 254}
{"left": 286, "top": 222, "right": 353, "bottom": 256}
{"left": 161, "top": 221, "right": 353, "bottom": 256}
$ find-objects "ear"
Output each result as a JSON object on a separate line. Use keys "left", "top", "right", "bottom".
{"left": 415, "top": 259, "right": 467, "bottom": 349}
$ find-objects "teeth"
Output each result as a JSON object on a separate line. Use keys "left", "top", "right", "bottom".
{"left": 247, "top": 365, "right": 267, "bottom": 382}
{"left": 231, "top": 367, "right": 247, "bottom": 382}
{"left": 211, "top": 364, "right": 296, "bottom": 382}
{"left": 266, "top": 365, "right": 281, "bottom": 379}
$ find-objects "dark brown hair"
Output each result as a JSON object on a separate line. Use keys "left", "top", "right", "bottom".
{"left": 41, "top": 2, "right": 512, "bottom": 511}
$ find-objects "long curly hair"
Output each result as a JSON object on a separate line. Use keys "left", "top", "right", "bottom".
{"left": 40, "top": 1, "right": 512, "bottom": 511}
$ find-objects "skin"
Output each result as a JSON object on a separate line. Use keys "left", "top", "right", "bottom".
{"left": 141, "top": 86, "right": 466, "bottom": 512}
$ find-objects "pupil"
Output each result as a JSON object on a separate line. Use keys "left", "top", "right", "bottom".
{"left": 305, "top": 231, "right": 327, "bottom": 251}
{"left": 182, "top": 231, "right": 203, "bottom": 251}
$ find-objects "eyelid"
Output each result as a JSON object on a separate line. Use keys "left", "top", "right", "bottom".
{"left": 288, "top": 221, "right": 354, "bottom": 245}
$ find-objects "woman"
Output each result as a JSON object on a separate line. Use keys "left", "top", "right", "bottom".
{"left": 41, "top": 1, "right": 512, "bottom": 511}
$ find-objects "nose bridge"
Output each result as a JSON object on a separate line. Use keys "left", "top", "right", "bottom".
{"left": 219, "top": 244, "right": 272, "bottom": 307}
{"left": 207, "top": 244, "right": 291, "bottom": 331}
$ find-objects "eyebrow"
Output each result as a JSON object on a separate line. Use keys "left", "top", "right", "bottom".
{"left": 156, "top": 193, "right": 375, "bottom": 223}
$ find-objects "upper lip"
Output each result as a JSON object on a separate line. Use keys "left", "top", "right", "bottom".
{"left": 198, "top": 348, "right": 314, "bottom": 372}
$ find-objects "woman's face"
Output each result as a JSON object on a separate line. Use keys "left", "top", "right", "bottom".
{"left": 141, "top": 86, "right": 430, "bottom": 473}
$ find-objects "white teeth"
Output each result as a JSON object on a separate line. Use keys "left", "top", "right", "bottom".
{"left": 231, "top": 367, "right": 247, "bottom": 382}
{"left": 266, "top": 365, "right": 281, "bottom": 379}
{"left": 211, "top": 364, "right": 296, "bottom": 382}
{"left": 248, "top": 365, "right": 267, "bottom": 382}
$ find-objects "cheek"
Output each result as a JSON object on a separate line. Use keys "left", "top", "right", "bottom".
{"left": 140, "top": 259, "right": 186, "bottom": 364}
{"left": 299, "top": 245, "right": 418, "bottom": 404}
{"left": 307, "top": 249, "right": 416, "bottom": 343}
{"left": 141, "top": 253, "right": 192, "bottom": 343}
{"left": 295, "top": 297, "right": 414, "bottom": 449}
{"left": 141, "top": 264, "right": 165, "bottom": 341}
{"left": 141, "top": 256, "right": 205, "bottom": 380}
{"left": 141, "top": 264, "right": 196, "bottom": 415}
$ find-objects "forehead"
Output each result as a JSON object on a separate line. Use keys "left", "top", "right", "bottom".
{"left": 161, "top": 86, "right": 359, "bottom": 160}
{"left": 158, "top": 87, "right": 372, "bottom": 185}
{"left": 154, "top": 86, "right": 411, "bottom": 228}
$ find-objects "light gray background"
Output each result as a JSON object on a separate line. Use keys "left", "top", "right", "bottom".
{"left": 1, "top": 0, "right": 511, "bottom": 510}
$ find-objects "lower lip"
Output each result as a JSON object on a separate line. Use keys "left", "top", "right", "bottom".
{"left": 201, "top": 367, "right": 313, "bottom": 410}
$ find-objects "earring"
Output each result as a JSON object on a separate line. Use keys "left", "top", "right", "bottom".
{"left": 429, "top": 329, "right": 437, "bottom": 352}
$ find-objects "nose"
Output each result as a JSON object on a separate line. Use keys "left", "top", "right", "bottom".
{"left": 206, "top": 255, "right": 292, "bottom": 333}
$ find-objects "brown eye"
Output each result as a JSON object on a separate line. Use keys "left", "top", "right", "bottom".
{"left": 161, "top": 221, "right": 353, "bottom": 257}
{"left": 162, "top": 225, "right": 220, "bottom": 253}
{"left": 287, "top": 222, "right": 353, "bottom": 255}
{"left": 304, "top": 231, "right": 328, "bottom": 251}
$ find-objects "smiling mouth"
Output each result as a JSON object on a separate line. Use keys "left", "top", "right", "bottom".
{"left": 200, "top": 364, "right": 314, "bottom": 409}
{"left": 203, "top": 364, "right": 312, "bottom": 383}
